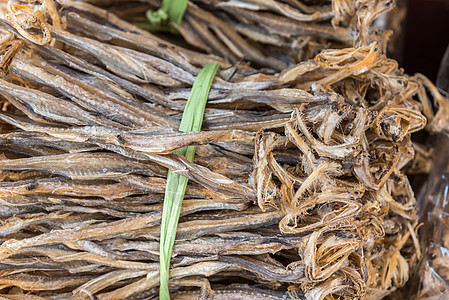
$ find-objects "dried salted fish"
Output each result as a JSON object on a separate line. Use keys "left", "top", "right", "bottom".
{"left": 0, "top": 0, "right": 440, "bottom": 299}
{"left": 0, "top": 152, "right": 164, "bottom": 179}
{"left": 0, "top": 178, "right": 151, "bottom": 199}
{"left": 7, "top": 50, "right": 174, "bottom": 127}
{"left": 0, "top": 273, "right": 92, "bottom": 291}
{"left": 49, "top": 27, "right": 195, "bottom": 87}
{"left": 0, "top": 113, "right": 246, "bottom": 155}
{"left": 115, "top": 233, "right": 302, "bottom": 257}
{"left": 134, "top": 210, "right": 282, "bottom": 241}
{"left": 171, "top": 284, "right": 290, "bottom": 300}
{"left": 6, "top": 1, "right": 51, "bottom": 45}
{"left": 163, "top": 0, "right": 353, "bottom": 68}
{"left": 31, "top": 42, "right": 181, "bottom": 109}
{"left": 0, "top": 78, "right": 122, "bottom": 127}
{"left": 0, "top": 36, "right": 21, "bottom": 76}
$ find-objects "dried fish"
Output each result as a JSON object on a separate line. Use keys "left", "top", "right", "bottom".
{"left": 0, "top": 152, "right": 164, "bottom": 179}
{"left": 6, "top": 1, "right": 51, "bottom": 45}
{"left": 0, "top": 78, "right": 122, "bottom": 126}
{"left": 49, "top": 27, "right": 195, "bottom": 87}
{"left": 8, "top": 51, "right": 174, "bottom": 127}
{"left": 0, "top": 0, "right": 435, "bottom": 299}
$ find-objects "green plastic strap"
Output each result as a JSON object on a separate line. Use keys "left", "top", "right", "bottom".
{"left": 159, "top": 63, "right": 219, "bottom": 300}
{"left": 142, "top": 0, "right": 189, "bottom": 33}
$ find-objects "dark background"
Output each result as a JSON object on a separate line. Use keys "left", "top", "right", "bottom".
{"left": 401, "top": 0, "right": 449, "bottom": 83}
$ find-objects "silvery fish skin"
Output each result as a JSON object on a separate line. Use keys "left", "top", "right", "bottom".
{"left": 0, "top": 113, "right": 233, "bottom": 154}
{"left": 174, "top": 233, "right": 301, "bottom": 255}
{"left": 184, "top": 2, "right": 288, "bottom": 71}
{"left": 172, "top": 288, "right": 289, "bottom": 300}
{"left": 0, "top": 114, "right": 255, "bottom": 190}
{"left": 0, "top": 273, "right": 93, "bottom": 291}
{"left": 0, "top": 78, "right": 122, "bottom": 127}
{"left": 0, "top": 0, "right": 431, "bottom": 299}
{"left": 198, "top": 0, "right": 333, "bottom": 22}
{"left": 7, "top": 245, "right": 155, "bottom": 270}
{"left": 60, "top": 8, "right": 273, "bottom": 90}
{"left": 116, "top": 233, "right": 302, "bottom": 256}
{"left": 49, "top": 26, "right": 195, "bottom": 87}
{"left": 133, "top": 210, "right": 282, "bottom": 241}
{"left": 183, "top": 15, "right": 240, "bottom": 64}
{"left": 33, "top": 42, "right": 182, "bottom": 110}
{"left": 64, "top": 10, "right": 204, "bottom": 74}
{"left": 219, "top": 6, "right": 352, "bottom": 43}
{"left": 141, "top": 152, "right": 255, "bottom": 198}
{"left": 0, "top": 210, "right": 277, "bottom": 261}
{"left": 59, "top": 0, "right": 229, "bottom": 68}
{"left": 0, "top": 144, "right": 65, "bottom": 157}
{"left": 91, "top": 260, "right": 295, "bottom": 300}
{"left": 0, "top": 213, "right": 163, "bottom": 260}
{"left": 0, "top": 130, "right": 99, "bottom": 153}
{"left": 0, "top": 178, "right": 150, "bottom": 199}
{"left": 0, "top": 152, "right": 164, "bottom": 179}
{"left": 9, "top": 52, "right": 174, "bottom": 128}
{"left": 170, "top": 88, "right": 334, "bottom": 112}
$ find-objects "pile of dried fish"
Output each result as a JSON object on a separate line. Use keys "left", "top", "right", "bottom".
{"left": 0, "top": 0, "right": 446, "bottom": 299}
{"left": 101, "top": 0, "right": 396, "bottom": 69}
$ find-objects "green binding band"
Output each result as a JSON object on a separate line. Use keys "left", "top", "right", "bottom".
{"left": 159, "top": 63, "right": 219, "bottom": 300}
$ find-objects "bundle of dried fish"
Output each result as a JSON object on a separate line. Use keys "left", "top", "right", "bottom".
{"left": 252, "top": 42, "right": 427, "bottom": 299}
{"left": 93, "top": 0, "right": 397, "bottom": 69}
{"left": 0, "top": 0, "right": 445, "bottom": 299}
